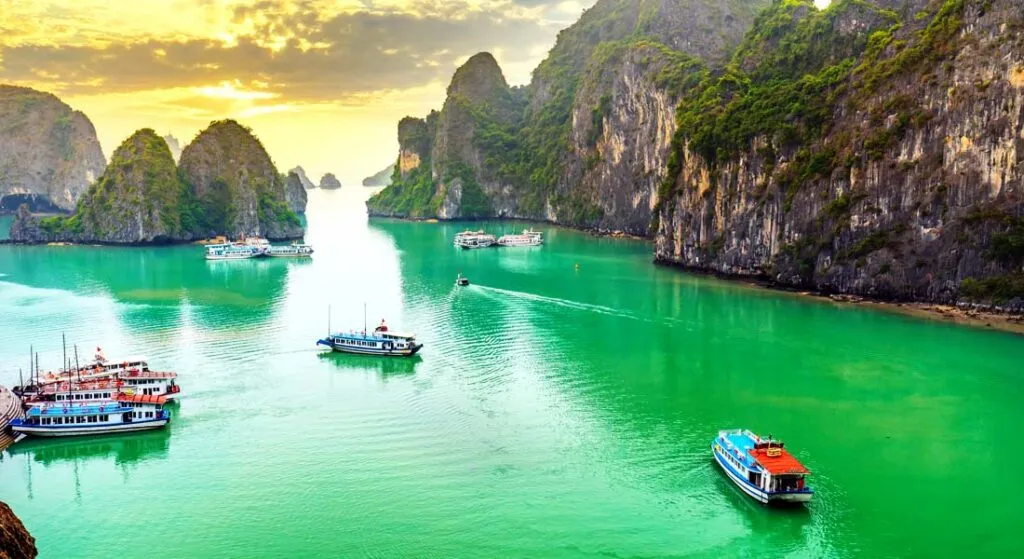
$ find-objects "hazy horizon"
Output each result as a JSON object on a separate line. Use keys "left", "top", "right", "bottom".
{"left": 0, "top": 0, "right": 831, "bottom": 185}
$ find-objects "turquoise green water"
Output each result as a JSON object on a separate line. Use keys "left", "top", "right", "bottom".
{"left": 1, "top": 190, "right": 1022, "bottom": 558}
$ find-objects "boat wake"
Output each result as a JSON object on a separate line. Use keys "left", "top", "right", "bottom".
{"left": 471, "top": 285, "right": 641, "bottom": 321}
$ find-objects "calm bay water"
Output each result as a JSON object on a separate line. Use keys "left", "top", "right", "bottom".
{"left": 1, "top": 189, "right": 1022, "bottom": 558}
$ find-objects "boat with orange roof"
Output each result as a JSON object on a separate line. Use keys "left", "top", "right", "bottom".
{"left": 712, "top": 429, "right": 813, "bottom": 505}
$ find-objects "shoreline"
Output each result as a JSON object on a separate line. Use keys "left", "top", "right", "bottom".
{"left": 653, "top": 259, "right": 1024, "bottom": 336}
{"left": 366, "top": 214, "right": 651, "bottom": 240}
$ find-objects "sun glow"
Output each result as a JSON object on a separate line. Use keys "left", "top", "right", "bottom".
{"left": 197, "top": 82, "right": 276, "bottom": 101}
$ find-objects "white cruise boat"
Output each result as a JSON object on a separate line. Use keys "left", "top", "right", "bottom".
{"left": 497, "top": 229, "right": 543, "bottom": 247}
{"left": 268, "top": 243, "right": 314, "bottom": 257}
{"left": 11, "top": 394, "right": 170, "bottom": 438}
{"left": 455, "top": 232, "right": 497, "bottom": 249}
{"left": 17, "top": 352, "right": 182, "bottom": 401}
{"left": 205, "top": 242, "right": 263, "bottom": 260}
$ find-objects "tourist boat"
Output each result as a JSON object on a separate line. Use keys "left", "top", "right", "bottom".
{"left": 10, "top": 394, "right": 170, "bottom": 437}
{"left": 453, "top": 230, "right": 485, "bottom": 246}
{"left": 19, "top": 378, "right": 124, "bottom": 408}
{"left": 205, "top": 242, "right": 263, "bottom": 260}
{"left": 711, "top": 429, "right": 813, "bottom": 505}
{"left": 454, "top": 231, "right": 497, "bottom": 249}
{"left": 268, "top": 243, "right": 314, "bottom": 258}
{"left": 317, "top": 320, "right": 423, "bottom": 357}
{"left": 497, "top": 229, "right": 544, "bottom": 247}
{"left": 456, "top": 273, "right": 470, "bottom": 286}
{"left": 16, "top": 351, "right": 182, "bottom": 401}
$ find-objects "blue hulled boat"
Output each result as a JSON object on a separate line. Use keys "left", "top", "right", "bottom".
{"left": 712, "top": 429, "right": 813, "bottom": 505}
{"left": 317, "top": 321, "right": 422, "bottom": 357}
{"left": 11, "top": 394, "right": 170, "bottom": 438}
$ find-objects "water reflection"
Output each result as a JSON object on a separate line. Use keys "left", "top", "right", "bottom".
{"left": 316, "top": 350, "right": 422, "bottom": 378}
{"left": 6, "top": 428, "right": 171, "bottom": 467}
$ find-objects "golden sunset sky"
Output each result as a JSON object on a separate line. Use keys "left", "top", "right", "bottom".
{"left": 0, "top": 0, "right": 830, "bottom": 185}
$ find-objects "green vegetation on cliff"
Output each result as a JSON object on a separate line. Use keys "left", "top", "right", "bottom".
{"left": 368, "top": 0, "right": 768, "bottom": 224}
{"left": 12, "top": 120, "right": 303, "bottom": 243}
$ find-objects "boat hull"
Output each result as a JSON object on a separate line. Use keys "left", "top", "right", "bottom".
{"left": 13, "top": 417, "right": 169, "bottom": 437}
{"left": 317, "top": 340, "right": 423, "bottom": 357}
{"left": 711, "top": 442, "right": 813, "bottom": 505}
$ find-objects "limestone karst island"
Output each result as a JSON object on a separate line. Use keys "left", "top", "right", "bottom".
{"left": 1, "top": 1, "right": 1022, "bottom": 557}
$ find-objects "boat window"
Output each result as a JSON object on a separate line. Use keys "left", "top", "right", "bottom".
{"left": 101, "top": 414, "right": 108, "bottom": 421}
{"left": 43, "top": 418, "right": 51, "bottom": 425}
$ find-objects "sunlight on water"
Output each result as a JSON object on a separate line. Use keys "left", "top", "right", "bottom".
{"left": 1, "top": 189, "right": 1023, "bottom": 558}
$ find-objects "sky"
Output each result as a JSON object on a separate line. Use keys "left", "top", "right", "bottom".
{"left": 0, "top": 0, "right": 831, "bottom": 184}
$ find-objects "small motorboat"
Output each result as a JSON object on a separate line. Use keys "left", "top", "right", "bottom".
{"left": 456, "top": 273, "right": 470, "bottom": 286}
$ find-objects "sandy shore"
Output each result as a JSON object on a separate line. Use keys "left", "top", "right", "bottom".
{"left": 812, "top": 294, "right": 1024, "bottom": 335}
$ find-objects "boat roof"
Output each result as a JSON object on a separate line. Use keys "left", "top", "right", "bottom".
{"left": 118, "top": 393, "right": 167, "bottom": 405}
{"left": 331, "top": 330, "right": 416, "bottom": 341}
{"left": 28, "top": 402, "right": 131, "bottom": 416}
{"left": 720, "top": 430, "right": 810, "bottom": 475}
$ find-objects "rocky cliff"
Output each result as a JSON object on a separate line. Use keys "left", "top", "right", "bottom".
{"left": 179, "top": 120, "right": 303, "bottom": 240}
{"left": 655, "top": 0, "right": 1024, "bottom": 305}
{"left": 0, "top": 501, "right": 36, "bottom": 559}
{"left": 284, "top": 171, "right": 308, "bottom": 214}
{"left": 368, "top": 0, "right": 768, "bottom": 233}
{"left": 11, "top": 120, "right": 303, "bottom": 243}
{"left": 0, "top": 85, "right": 106, "bottom": 213}
{"left": 362, "top": 164, "right": 394, "bottom": 187}
{"left": 319, "top": 173, "right": 341, "bottom": 189}
{"left": 290, "top": 166, "right": 315, "bottom": 189}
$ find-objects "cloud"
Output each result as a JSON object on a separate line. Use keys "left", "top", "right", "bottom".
{"left": 0, "top": 0, "right": 582, "bottom": 103}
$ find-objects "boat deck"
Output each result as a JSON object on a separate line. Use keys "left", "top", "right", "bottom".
{"left": 725, "top": 431, "right": 809, "bottom": 475}
{"left": 0, "top": 385, "right": 26, "bottom": 450}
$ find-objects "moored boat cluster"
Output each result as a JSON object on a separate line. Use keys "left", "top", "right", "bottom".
{"left": 205, "top": 236, "right": 314, "bottom": 260}
{"left": 453, "top": 229, "right": 543, "bottom": 249}
{"left": 8, "top": 346, "right": 181, "bottom": 439}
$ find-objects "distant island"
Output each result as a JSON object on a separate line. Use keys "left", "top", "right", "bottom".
{"left": 290, "top": 166, "right": 315, "bottom": 189}
{"left": 319, "top": 173, "right": 341, "bottom": 189}
{"left": 9, "top": 117, "right": 305, "bottom": 244}
{"left": 362, "top": 164, "right": 394, "bottom": 187}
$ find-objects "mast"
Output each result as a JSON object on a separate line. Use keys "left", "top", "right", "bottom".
{"left": 363, "top": 302, "right": 367, "bottom": 335}
{"left": 18, "top": 368, "right": 23, "bottom": 391}
{"left": 29, "top": 345, "right": 33, "bottom": 387}
{"left": 74, "top": 345, "right": 81, "bottom": 385}
{"left": 62, "top": 333, "right": 68, "bottom": 402}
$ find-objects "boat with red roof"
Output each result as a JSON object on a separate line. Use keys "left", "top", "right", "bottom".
{"left": 712, "top": 429, "right": 813, "bottom": 505}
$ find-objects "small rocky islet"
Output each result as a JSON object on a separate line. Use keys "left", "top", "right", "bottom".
{"left": 7, "top": 119, "right": 305, "bottom": 244}
{"left": 367, "top": 0, "right": 1024, "bottom": 309}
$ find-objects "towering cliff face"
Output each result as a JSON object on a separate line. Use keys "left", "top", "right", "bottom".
{"left": 368, "top": 0, "right": 767, "bottom": 232}
{"left": 74, "top": 129, "right": 188, "bottom": 243}
{"left": 290, "top": 166, "right": 315, "bottom": 189}
{"left": 179, "top": 120, "right": 302, "bottom": 240}
{"left": 10, "top": 129, "right": 190, "bottom": 244}
{"left": 0, "top": 501, "right": 37, "bottom": 559}
{"left": 0, "top": 85, "right": 106, "bottom": 213}
{"left": 656, "top": 0, "right": 1024, "bottom": 304}
{"left": 284, "top": 171, "right": 308, "bottom": 214}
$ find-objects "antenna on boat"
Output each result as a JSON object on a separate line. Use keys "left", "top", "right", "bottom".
{"left": 363, "top": 302, "right": 367, "bottom": 335}
{"left": 18, "top": 368, "right": 23, "bottom": 391}
{"left": 74, "top": 344, "right": 80, "bottom": 385}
